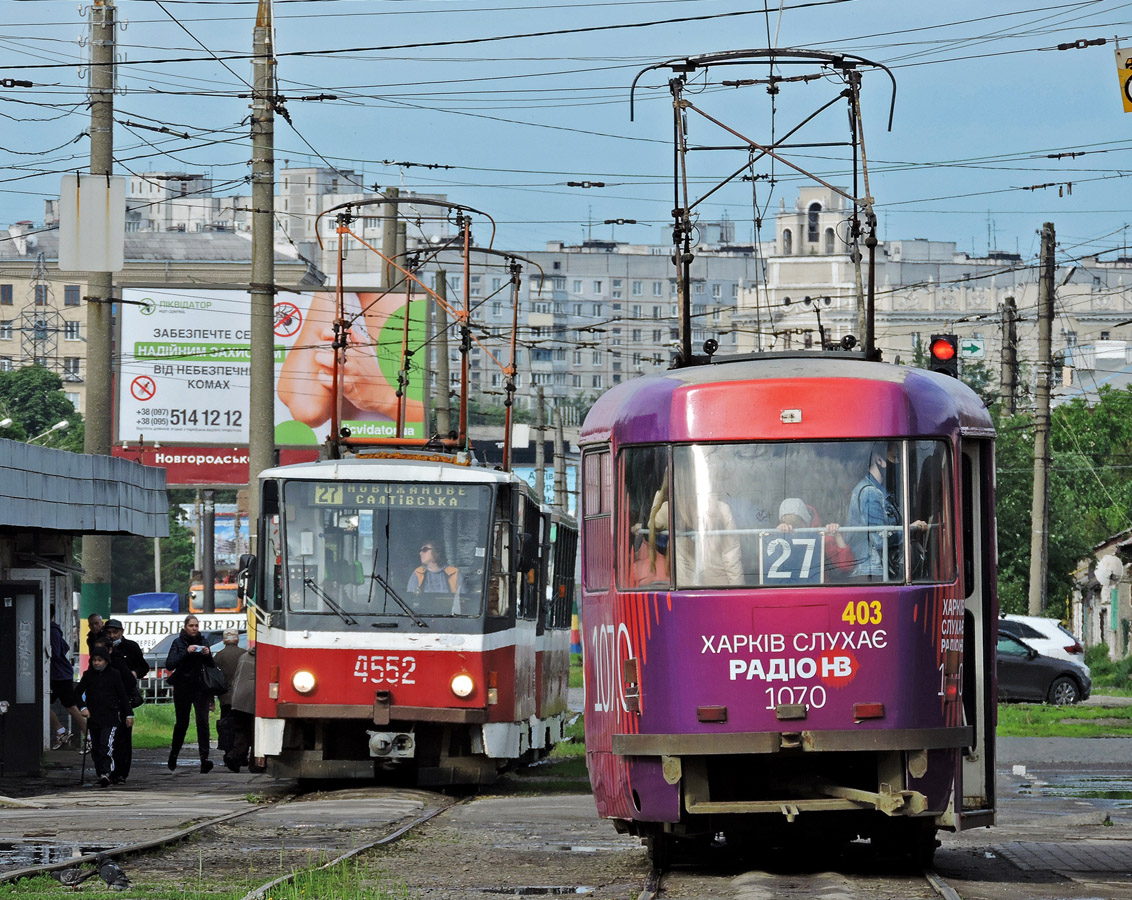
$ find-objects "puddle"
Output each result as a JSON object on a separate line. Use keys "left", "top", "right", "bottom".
{"left": 0, "top": 841, "right": 107, "bottom": 870}
{"left": 482, "top": 890, "right": 595, "bottom": 896}
{"left": 1015, "top": 774, "right": 1132, "bottom": 806}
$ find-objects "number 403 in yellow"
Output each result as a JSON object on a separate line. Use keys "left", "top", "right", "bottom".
{"left": 842, "top": 600, "right": 882, "bottom": 625}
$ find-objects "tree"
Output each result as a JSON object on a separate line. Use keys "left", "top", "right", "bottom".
{"left": 993, "top": 386, "right": 1132, "bottom": 616}
{"left": 0, "top": 364, "right": 83, "bottom": 447}
{"left": 109, "top": 500, "right": 196, "bottom": 610}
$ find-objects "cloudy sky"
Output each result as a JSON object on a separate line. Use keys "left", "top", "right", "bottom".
{"left": 3, "top": 1, "right": 1131, "bottom": 261}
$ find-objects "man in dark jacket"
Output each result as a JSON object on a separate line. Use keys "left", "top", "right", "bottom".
{"left": 49, "top": 608, "right": 86, "bottom": 749}
{"left": 78, "top": 645, "right": 134, "bottom": 787}
{"left": 102, "top": 619, "right": 150, "bottom": 681}
{"left": 213, "top": 629, "right": 245, "bottom": 762}
{"left": 165, "top": 615, "right": 215, "bottom": 773}
{"left": 91, "top": 636, "right": 141, "bottom": 783}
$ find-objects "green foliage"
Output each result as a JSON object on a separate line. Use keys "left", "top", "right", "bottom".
{"left": 0, "top": 364, "right": 83, "bottom": 447}
{"left": 465, "top": 397, "right": 531, "bottom": 426}
{"left": 992, "top": 386, "right": 1132, "bottom": 616}
{"left": 1083, "top": 643, "right": 1132, "bottom": 690}
{"left": 958, "top": 358, "right": 997, "bottom": 406}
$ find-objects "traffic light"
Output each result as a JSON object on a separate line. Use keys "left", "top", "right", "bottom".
{"left": 928, "top": 334, "right": 959, "bottom": 377}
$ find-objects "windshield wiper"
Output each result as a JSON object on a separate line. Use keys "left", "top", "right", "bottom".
{"left": 368, "top": 570, "right": 428, "bottom": 628}
{"left": 302, "top": 578, "right": 358, "bottom": 626}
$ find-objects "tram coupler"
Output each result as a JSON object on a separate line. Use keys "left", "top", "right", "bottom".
{"left": 367, "top": 730, "right": 415, "bottom": 759}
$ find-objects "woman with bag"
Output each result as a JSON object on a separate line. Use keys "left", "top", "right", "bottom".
{"left": 165, "top": 615, "right": 216, "bottom": 774}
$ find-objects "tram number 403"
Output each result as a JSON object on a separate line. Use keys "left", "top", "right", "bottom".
{"left": 842, "top": 600, "right": 882, "bottom": 625}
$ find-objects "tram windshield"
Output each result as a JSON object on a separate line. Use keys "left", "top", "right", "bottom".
{"left": 280, "top": 480, "right": 492, "bottom": 622}
{"left": 621, "top": 440, "right": 955, "bottom": 589}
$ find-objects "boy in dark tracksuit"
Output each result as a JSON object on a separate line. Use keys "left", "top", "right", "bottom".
{"left": 78, "top": 645, "right": 134, "bottom": 787}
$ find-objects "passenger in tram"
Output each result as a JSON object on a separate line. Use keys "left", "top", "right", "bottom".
{"left": 658, "top": 481, "right": 743, "bottom": 587}
{"left": 777, "top": 498, "right": 855, "bottom": 571}
{"left": 629, "top": 482, "right": 671, "bottom": 586}
{"left": 407, "top": 540, "right": 466, "bottom": 612}
{"left": 846, "top": 443, "right": 927, "bottom": 579}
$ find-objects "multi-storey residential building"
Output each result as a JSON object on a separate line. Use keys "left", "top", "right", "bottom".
{"left": 0, "top": 223, "right": 323, "bottom": 414}
{"left": 736, "top": 186, "right": 1132, "bottom": 382}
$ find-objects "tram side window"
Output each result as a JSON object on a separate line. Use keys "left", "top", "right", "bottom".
{"left": 582, "top": 448, "right": 613, "bottom": 592}
{"left": 619, "top": 446, "right": 671, "bottom": 589}
{"left": 909, "top": 440, "right": 956, "bottom": 584}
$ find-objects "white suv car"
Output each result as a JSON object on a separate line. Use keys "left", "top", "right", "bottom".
{"left": 998, "top": 614, "right": 1088, "bottom": 670}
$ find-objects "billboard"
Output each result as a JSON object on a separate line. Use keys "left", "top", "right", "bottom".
{"left": 118, "top": 287, "right": 427, "bottom": 447}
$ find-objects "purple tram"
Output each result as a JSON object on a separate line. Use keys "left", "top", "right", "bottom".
{"left": 578, "top": 356, "right": 997, "bottom": 866}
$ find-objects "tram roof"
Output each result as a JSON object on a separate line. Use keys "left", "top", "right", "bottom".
{"left": 258, "top": 455, "right": 518, "bottom": 485}
{"left": 580, "top": 355, "right": 994, "bottom": 446}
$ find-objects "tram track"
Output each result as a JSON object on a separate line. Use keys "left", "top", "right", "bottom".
{"left": 0, "top": 785, "right": 462, "bottom": 897}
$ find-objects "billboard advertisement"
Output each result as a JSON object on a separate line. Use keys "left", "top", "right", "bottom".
{"left": 118, "top": 287, "right": 427, "bottom": 448}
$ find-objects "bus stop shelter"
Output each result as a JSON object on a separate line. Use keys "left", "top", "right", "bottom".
{"left": 0, "top": 439, "right": 167, "bottom": 776}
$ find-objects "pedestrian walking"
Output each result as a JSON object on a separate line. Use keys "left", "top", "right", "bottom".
{"left": 165, "top": 615, "right": 215, "bottom": 773}
{"left": 213, "top": 629, "right": 245, "bottom": 763}
{"left": 90, "top": 636, "right": 141, "bottom": 783}
{"left": 49, "top": 608, "right": 86, "bottom": 749}
{"left": 77, "top": 645, "right": 133, "bottom": 787}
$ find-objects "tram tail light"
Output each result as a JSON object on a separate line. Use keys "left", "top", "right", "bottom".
{"left": 487, "top": 670, "right": 498, "bottom": 705}
{"left": 268, "top": 665, "right": 280, "bottom": 699}
{"left": 853, "top": 702, "right": 885, "bottom": 721}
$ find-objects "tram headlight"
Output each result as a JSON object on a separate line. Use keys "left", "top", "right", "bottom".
{"left": 450, "top": 673, "right": 475, "bottom": 698}
{"left": 292, "top": 670, "right": 317, "bottom": 694}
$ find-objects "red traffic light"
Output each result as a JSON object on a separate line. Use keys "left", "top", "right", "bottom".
{"left": 930, "top": 337, "right": 957, "bottom": 361}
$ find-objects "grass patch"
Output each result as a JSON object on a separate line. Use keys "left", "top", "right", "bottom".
{"left": 997, "top": 703, "right": 1132, "bottom": 738}
{"left": 131, "top": 702, "right": 221, "bottom": 750}
{"left": 569, "top": 652, "right": 583, "bottom": 689}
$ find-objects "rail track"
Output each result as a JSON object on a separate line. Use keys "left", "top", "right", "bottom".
{"left": 0, "top": 785, "right": 460, "bottom": 897}
{"left": 0, "top": 784, "right": 967, "bottom": 900}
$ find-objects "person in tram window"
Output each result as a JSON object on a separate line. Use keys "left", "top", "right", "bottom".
{"left": 766, "top": 498, "right": 854, "bottom": 584}
{"left": 846, "top": 442, "right": 926, "bottom": 580}
{"left": 407, "top": 540, "right": 465, "bottom": 612}
{"left": 660, "top": 478, "right": 743, "bottom": 587}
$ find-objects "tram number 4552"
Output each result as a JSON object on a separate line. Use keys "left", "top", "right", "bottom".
{"left": 354, "top": 654, "right": 417, "bottom": 685}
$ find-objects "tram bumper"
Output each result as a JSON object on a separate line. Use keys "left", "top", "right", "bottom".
{"left": 367, "top": 730, "right": 415, "bottom": 759}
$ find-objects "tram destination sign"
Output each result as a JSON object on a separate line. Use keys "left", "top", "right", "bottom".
{"left": 311, "top": 483, "right": 480, "bottom": 509}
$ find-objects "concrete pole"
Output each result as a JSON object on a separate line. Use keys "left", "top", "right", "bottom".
{"left": 247, "top": 0, "right": 276, "bottom": 556}
{"left": 81, "top": 0, "right": 116, "bottom": 626}
{"left": 553, "top": 409, "right": 567, "bottom": 511}
{"left": 1028, "top": 223, "right": 1055, "bottom": 615}
{"left": 1000, "top": 296, "right": 1018, "bottom": 415}
{"left": 535, "top": 387, "right": 546, "bottom": 501}
{"left": 202, "top": 490, "right": 216, "bottom": 614}
{"left": 434, "top": 269, "right": 452, "bottom": 436}
{"left": 382, "top": 188, "right": 399, "bottom": 291}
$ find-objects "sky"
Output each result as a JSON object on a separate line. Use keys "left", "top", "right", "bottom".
{"left": 3, "top": 0, "right": 1132, "bottom": 263}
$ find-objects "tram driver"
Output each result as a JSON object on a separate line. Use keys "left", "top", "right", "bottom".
{"left": 407, "top": 540, "right": 466, "bottom": 614}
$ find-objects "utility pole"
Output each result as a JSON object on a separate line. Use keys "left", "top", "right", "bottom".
{"left": 1028, "top": 224, "right": 1055, "bottom": 615}
{"left": 534, "top": 387, "right": 546, "bottom": 502}
{"left": 999, "top": 295, "right": 1018, "bottom": 415}
{"left": 247, "top": 0, "right": 276, "bottom": 557}
{"left": 81, "top": 0, "right": 117, "bottom": 627}
{"left": 553, "top": 409, "right": 567, "bottom": 511}
{"left": 434, "top": 269, "right": 451, "bottom": 436}
{"left": 381, "top": 188, "right": 399, "bottom": 291}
